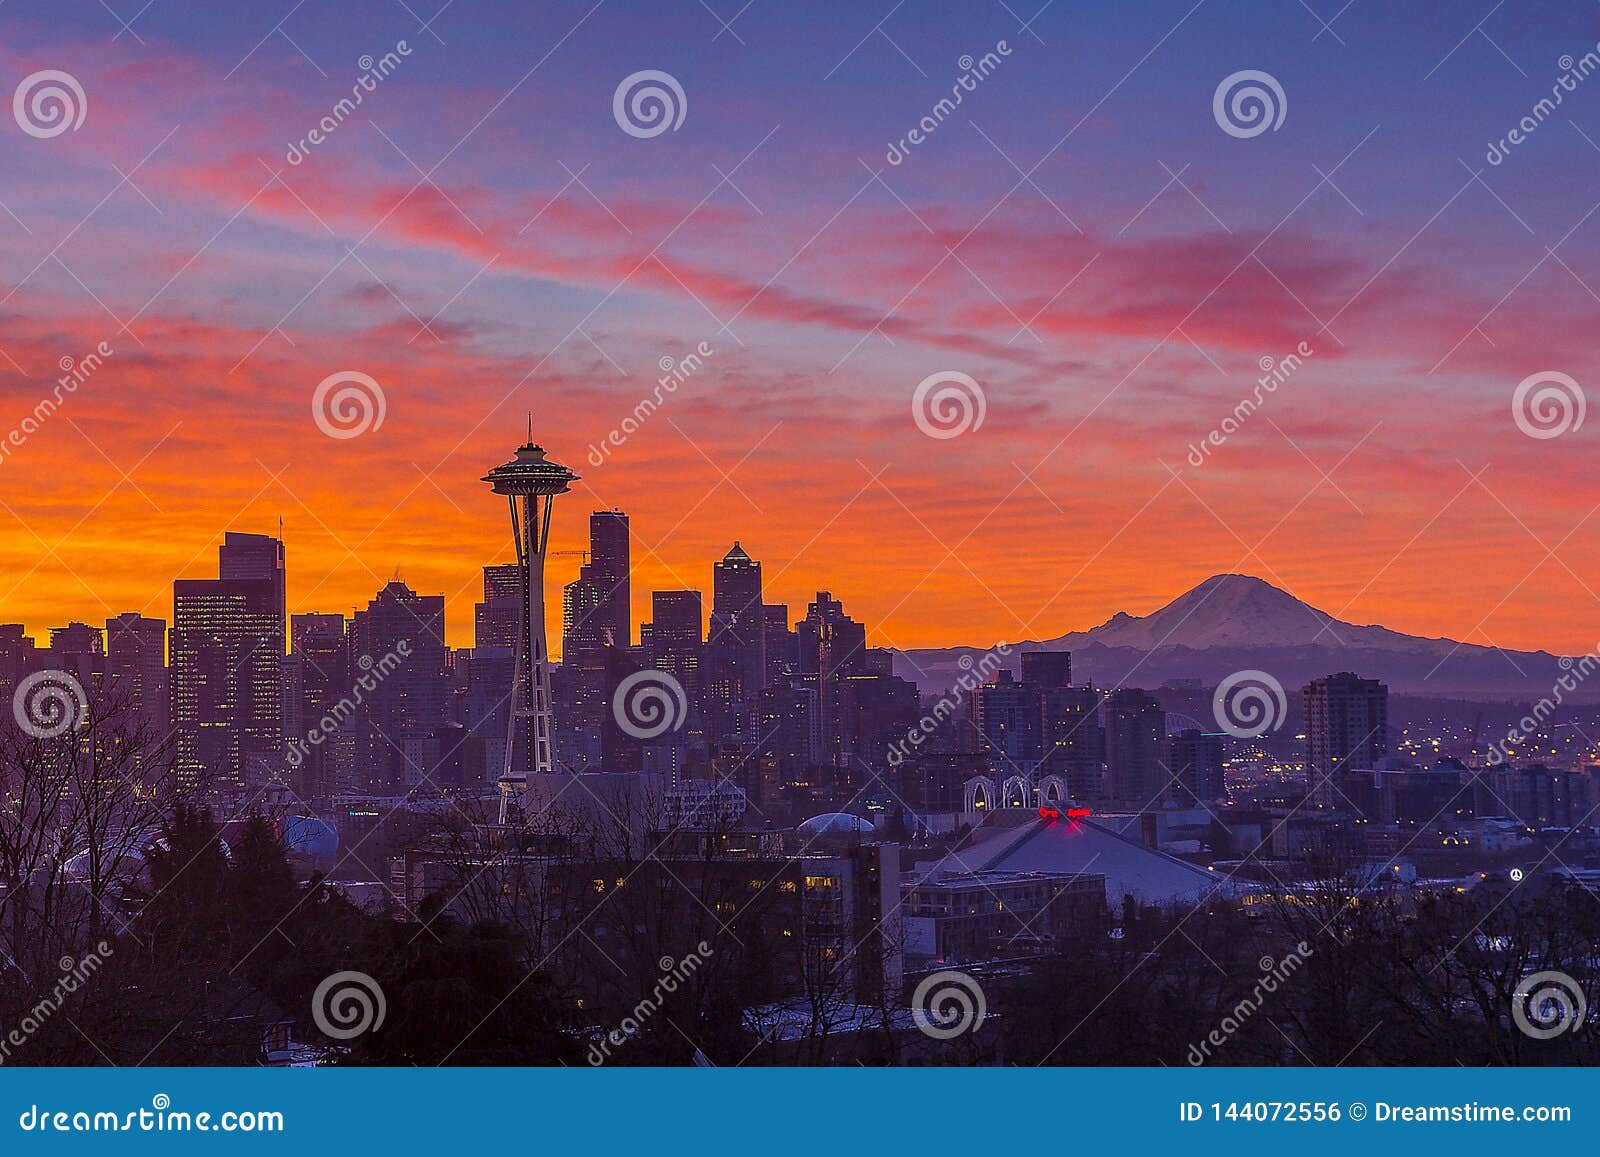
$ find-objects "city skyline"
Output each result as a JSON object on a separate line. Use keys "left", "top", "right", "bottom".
{"left": 2, "top": 5, "right": 1599, "bottom": 658}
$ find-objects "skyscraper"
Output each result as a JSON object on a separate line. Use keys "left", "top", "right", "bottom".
{"left": 474, "top": 564, "right": 522, "bottom": 651}
{"left": 349, "top": 581, "right": 447, "bottom": 793}
{"left": 1103, "top": 687, "right": 1165, "bottom": 804}
{"left": 285, "top": 612, "right": 351, "bottom": 799}
{"left": 1021, "top": 650, "right": 1072, "bottom": 688}
{"left": 648, "top": 590, "right": 703, "bottom": 693}
{"left": 587, "top": 510, "right": 630, "bottom": 647}
{"left": 796, "top": 592, "right": 868, "bottom": 763}
{"left": 1039, "top": 683, "right": 1106, "bottom": 803}
{"left": 707, "top": 542, "right": 765, "bottom": 739}
{"left": 218, "top": 531, "right": 286, "bottom": 652}
{"left": 172, "top": 575, "right": 283, "bottom": 791}
{"left": 975, "top": 670, "right": 1042, "bottom": 781}
{"left": 483, "top": 438, "right": 578, "bottom": 791}
{"left": 47, "top": 622, "right": 104, "bottom": 692}
{"left": 104, "top": 612, "right": 167, "bottom": 739}
{"left": 1303, "top": 672, "right": 1388, "bottom": 808}
{"left": 762, "top": 603, "right": 794, "bottom": 687}
{"left": 1166, "top": 728, "right": 1225, "bottom": 807}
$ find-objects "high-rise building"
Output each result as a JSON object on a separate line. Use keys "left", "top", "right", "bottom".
{"left": 104, "top": 612, "right": 167, "bottom": 739}
{"left": 587, "top": 510, "right": 630, "bottom": 647}
{"left": 349, "top": 581, "right": 447, "bottom": 794}
{"left": 285, "top": 613, "right": 351, "bottom": 799}
{"left": 218, "top": 531, "right": 286, "bottom": 652}
{"left": 648, "top": 590, "right": 703, "bottom": 695}
{"left": 1039, "top": 683, "right": 1104, "bottom": 803}
{"left": 1166, "top": 728, "right": 1225, "bottom": 807}
{"left": 975, "top": 670, "right": 1042, "bottom": 781}
{"left": 0, "top": 625, "right": 40, "bottom": 715}
{"left": 48, "top": 622, "right": 104, "bottom": 692}
{"left": 556, "top": 570, "right": 608, "bottom": 774}
{"left": 172, "top": 575, "right": 283, "bottom": 791}
{"left": 474, "top": 564, "right": 522, "bottom": 651}
{"left": 1303, "top": 672, "right": 1388, "bottom": 808}
{"left": 762, "top": 603, "right": 793, "bottom": 687}
{"left": 707, "top": 543, "right": 765, "bottom": 740}
{"left": 1103, "top": 687, "right": 1165, "bottom": 804}
{"left": 1021, "top": 650, "right": 1071, "bottom": 688}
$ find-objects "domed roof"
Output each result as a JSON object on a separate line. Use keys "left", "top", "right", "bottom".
{"left": 797, "top": 812, "right": 875, "bottom": 835}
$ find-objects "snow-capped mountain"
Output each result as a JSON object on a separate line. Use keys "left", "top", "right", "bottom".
{"left": 893, "top": 573, "right": 1579, "bottom": 699}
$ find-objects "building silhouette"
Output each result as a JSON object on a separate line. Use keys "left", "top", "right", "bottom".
{"left": 1303, "top": 672, "right": 1388, "bottom": 808}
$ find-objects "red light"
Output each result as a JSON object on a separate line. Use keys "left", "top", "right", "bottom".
{"left": 1038, "top": 806, "right": 1060, "bottom": 821}
{"left": 1066, "top": 807, "right": 1092, "bottom": 819}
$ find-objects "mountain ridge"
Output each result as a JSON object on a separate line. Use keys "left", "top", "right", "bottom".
{"left": 893, "top": 573, "right": 1577, "bottom": 699}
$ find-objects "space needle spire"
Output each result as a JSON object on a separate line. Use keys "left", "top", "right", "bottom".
{"left": 483, "top": 432, "right": 578, "bottom": 810}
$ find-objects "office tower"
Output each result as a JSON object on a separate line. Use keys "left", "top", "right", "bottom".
{"left": 796, "top": 592, "right": 866, "bottom": 675}
{"left": 0, "top": 625, "right": 40, "bottom": 714}
{"left": 349, "top": 581, "right": 447, "bottom": 793}
{"left": 707, "top": 543, "right": 766, "bottom": 741}
{"left": 753, "top": 683, "right": 822, "bottom": 798}
{"left": 834, "top": 665, "right": 920, "bottom": 787}
{"left": 587, "top": 510, "right": 630, "bottom": 647}
{"left": 975, "top": 670, "right": 1042, "bottom": 781}
{"left": 218, "top": 531, "right": 286, "bottom": 652}
{"left": 762, "top": 604, "right": 794, "bottom": 687}
{"left": 1303, "top": 672, "right": 1388, "bottom": 808}
{"left": 1166, "top": 728, "right": 1225, "bottom": 807}
{"left": 556, "top": 570, "right": 608, "bottom": 773}
{"left": 475, "top": 564, "right": 522, "bottom": 651}
{"left": 172, "top": 576, "right": 283, "bottom": 791}
{"left": 1103, "top": 687, "right": 1165, "bottom": 804}
{"left": 482, "top": 437, "right": 578, "bottom": 788}
{"left": 795, "top": 592, "right": 869, "bottom": 764}
{"left": 1021, "top": 650, "right": 1072, "bottom": 688}
{"left": 285, "top": 613, "right": 351, "bottom": 799}
{"left": 648, "top": 590, "right": 703, "bottom": 694}
{"left": 48, "top": 622, "right": 104, "bottom": 692}
{"left": 1040, "top": 683, "right": 1106, "bottom": 803}
{"left": 104, "top": 613, "right": 167, "bottom": 739}
{"left": 457, "top": 646, "right": 514, "bottom": 787}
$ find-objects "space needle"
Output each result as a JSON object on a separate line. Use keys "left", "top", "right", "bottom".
{"left": 483, "top": 429, "right": 578, "bottom": 816}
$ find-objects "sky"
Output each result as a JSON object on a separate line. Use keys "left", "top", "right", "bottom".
{"left": 0, "top": 0, "right": 1598, "bottom": 657}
